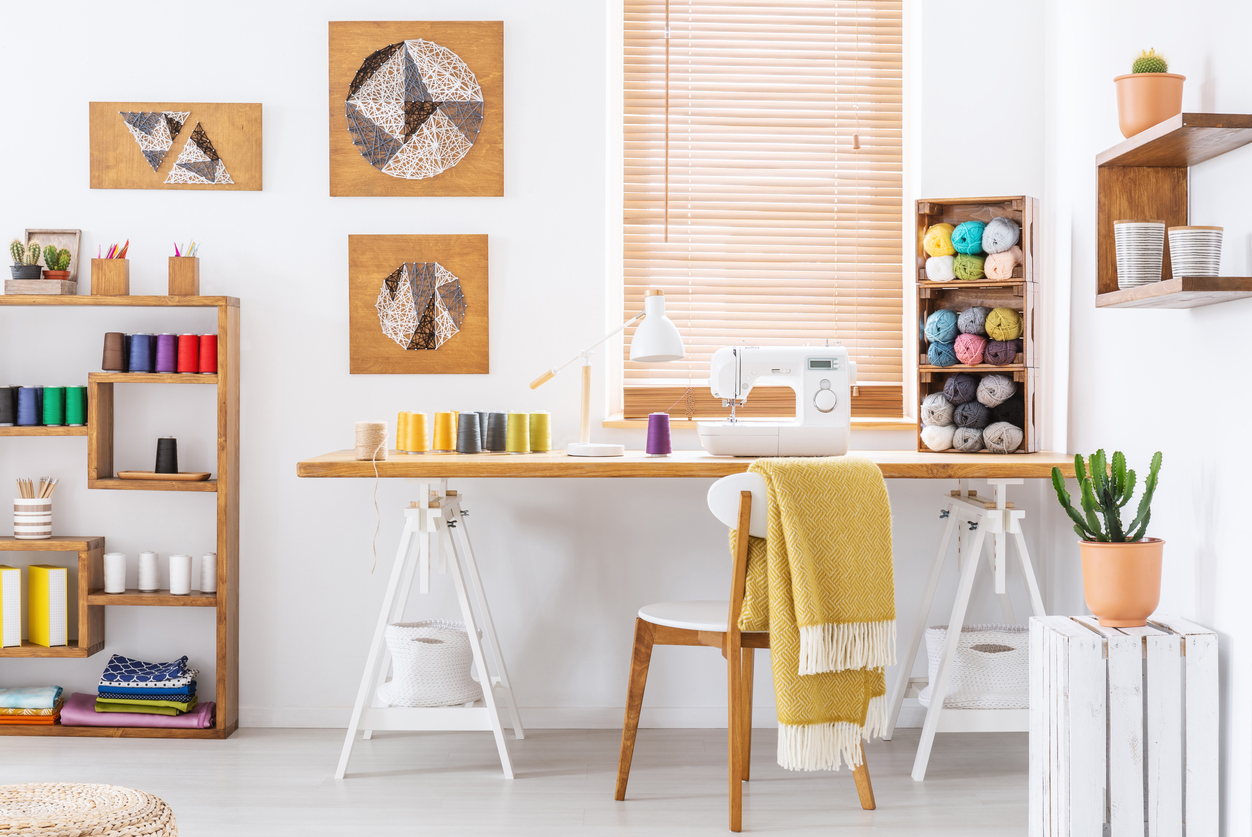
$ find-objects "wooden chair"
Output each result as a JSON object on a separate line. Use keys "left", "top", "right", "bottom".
{"left": 614, "top": 472, "right": 876, "bottom": 832}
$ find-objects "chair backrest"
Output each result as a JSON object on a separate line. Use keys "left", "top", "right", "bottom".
{"left": 706, "top": 472, "right": 768, "bottom": 538}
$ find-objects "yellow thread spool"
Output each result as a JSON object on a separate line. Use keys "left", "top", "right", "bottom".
{"left": 506, "top": 412, "right": 531, "bottom": 453}
{"left": 408, "top": 412, "right": 429, "bottom": 453}
{"left": 528, "top": 412, "right": 551, "bottom": 452}
{"left": 433, "top": 412, "right": 457, "bottom": 452}
{"left": 396, "top": 412, "right": 410, "bottom": 452}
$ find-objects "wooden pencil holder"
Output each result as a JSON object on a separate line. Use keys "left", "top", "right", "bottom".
{"left": 91, "top": 259, "right": 130, "bottom": 296}
{"left": 168, "top": 257, "right": 200, "bottom": 296}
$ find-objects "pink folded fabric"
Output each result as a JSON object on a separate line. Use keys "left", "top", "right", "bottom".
{"left": 61, "top": 692, "right": 215, "bottom": 729}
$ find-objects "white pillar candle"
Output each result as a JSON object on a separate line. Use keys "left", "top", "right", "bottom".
{"left": 169, "top": 554, "right": 192, "bottom": 595}
{"left": 199, "top": 552, "right": 217, "bottom": 593}
{"left": 138, "top": 551, "right": 159, "bottom": 592}
{"left": 103, "top": 552, "right": 127, "bottom": 594}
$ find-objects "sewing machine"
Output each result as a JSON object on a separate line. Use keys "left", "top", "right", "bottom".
{"left": 697, "top": 346, "right": 856, "bottom": 457}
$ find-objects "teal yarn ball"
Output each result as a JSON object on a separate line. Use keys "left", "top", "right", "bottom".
{"left": 924, "top": 309, "right": 959, "bottom": 344}
{"left": 927, "top": 341, "right": 958, "bottom": 367}
{"left": 951, "top": 221, "right": 986, "bottom": 255}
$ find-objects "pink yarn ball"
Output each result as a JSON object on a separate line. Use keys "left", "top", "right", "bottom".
{"left": 985, "top": 245, "right": 1023, "bottom": 280}
{"left": 954, "top": 333, "right": 986, "bottom": 365}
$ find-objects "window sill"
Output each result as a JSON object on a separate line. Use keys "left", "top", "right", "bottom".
{"left": 602, "top": 414, "right": 917, "bottom": 430}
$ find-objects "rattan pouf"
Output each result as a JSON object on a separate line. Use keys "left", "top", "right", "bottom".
{"left": 0, "top": 783, "right": 176, "bottom": 836}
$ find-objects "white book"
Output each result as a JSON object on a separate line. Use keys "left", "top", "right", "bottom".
{"left": 0, "top": 566, "right": 20, "bottom": 648}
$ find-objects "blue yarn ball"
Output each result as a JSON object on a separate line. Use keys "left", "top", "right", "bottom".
{"left": 927, "top": 341, "right": 958, "bottom": 367}
{"left": 924, "top": 309, "right": 959, "bottom": 344}
{"left": 951, "top": 221, "right": 986, "bottom": 255}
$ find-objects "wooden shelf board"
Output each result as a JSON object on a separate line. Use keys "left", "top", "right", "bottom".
{"left": 918, "top": 363, "right": 1026, "bottom": 373}
{"left": 0, "top": 536, "right": 104, "bottom": 551}
{"left": 86, "top": 588, "right": 216, "bottom": 607}
{"left": 1097, "top": 113, "right": 1252, "bottom": 168}
{"left": 0, "top": 425, "right": 88, "bottom": 436}
{"left": 1095, "top": 277, "right": 1252, "bottom": 309}
{"left": 89, "top": 372, "right": 218, "bottom": 384}
{"left": 917, "top": 278, "right": 1026, "bottom": 291}
{"left": 89, "top": 478, "right": 216, "bottom": 492}
{"left": 0, "top": 295, "right": 238, "bottom": 308}
{"left": 0, "top": 640, "right": 101, "bottom": 658}
{"left": 0, "top": 722, "right": 234, "bottom": 739}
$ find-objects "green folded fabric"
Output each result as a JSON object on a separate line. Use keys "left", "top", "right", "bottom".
{"left": 95, "top": 697, "right": 198, "bottom": 716}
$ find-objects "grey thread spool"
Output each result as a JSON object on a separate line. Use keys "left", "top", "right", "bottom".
{"left": 486, "top": 412, "right": 508, "bottom": 452}
{"left": 457, "top": 412, "right": 483, "bottom": 454}
{"left": 155, "top": 437, "right": 179, "bottom": 474}
{"left": 0, "top": 387, "right": 13, "bottom": 426}
{"left": 476, "top": 411, "right": 490, "bottom": 442}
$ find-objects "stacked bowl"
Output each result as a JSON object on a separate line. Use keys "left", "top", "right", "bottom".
{"left": 1114, "top": 220, "right": 1165, "bottom": 289}
{"left": 1168, "top": 226, "right": 1223, "bottom": 279}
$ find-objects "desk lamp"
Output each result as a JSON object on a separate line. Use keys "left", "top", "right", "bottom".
{"left": 530, "top": 289, "right": 685, "bottom": 456}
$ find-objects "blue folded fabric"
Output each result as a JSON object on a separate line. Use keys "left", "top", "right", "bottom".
{"left": 99, "top": 654, "right": 188, "bottom": 686}
{"left": 0, "top": 686, "right": 63, "bottom": 709}
{"left": 98, "top": 689, "right": 196, "bottom": 703}
{"left": 97, "top": 683, "right": 196, "bottom": 698}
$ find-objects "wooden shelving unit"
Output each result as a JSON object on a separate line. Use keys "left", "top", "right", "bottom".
{"left": 1096, "top": 113, "right": 1252, "bottom": 309}
{"left": 0, "top": 295, "right": 239, "bottom": 739}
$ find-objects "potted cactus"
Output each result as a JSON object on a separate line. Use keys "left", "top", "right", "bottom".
{"left": 41, "top": 244, "right": 71, "bottom": 281}
{"left": 1052, "top": 450, "right": 1163, "bottom": 627}
{"left": 9, "top": 240, "right": 42, "bottom": 280}
{"left": 1114, "top": 49, "right": 1185, "bottom": 138}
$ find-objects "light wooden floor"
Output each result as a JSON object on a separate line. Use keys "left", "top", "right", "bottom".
{"left": 0, "top": 727, "right": 1026, "bottom": 835}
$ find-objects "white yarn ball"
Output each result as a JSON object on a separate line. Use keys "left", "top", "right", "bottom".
{"left": 925, "top": 255, "right": 956, "bottom": 282}
{"left": 921, "top": 423, "right": 956, "bottom": 451}
{"left": 952, "top": 426, "right": 984, "bottom": 452}
{"left": 982, "top": 217, "right": 1021, "bottom": 254}
{"left": 920, "top": 392, "right": 954, "bottom": 426}
{"left": 983, "top": 421, "right": 1024, "bottom": 454}
{"left": 976, "top": 373, "right": 1017, "bottom": 408}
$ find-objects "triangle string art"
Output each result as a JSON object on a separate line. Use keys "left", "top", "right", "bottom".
{"left": 375, "top": 261, "right": 467, "bottom": 351}
{"left": 164, "top": 122, "right": 234, "bottom": 185}
{"left": 119, "top": 110, "right": 189, "bottom": 172}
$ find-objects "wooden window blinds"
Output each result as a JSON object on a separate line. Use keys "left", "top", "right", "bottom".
{"left": 622, "top": 0, "right": 904, "bottom": 420}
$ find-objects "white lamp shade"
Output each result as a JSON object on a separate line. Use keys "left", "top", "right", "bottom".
{"left": 629, "top": 293, "right": 686, "bottom": 362}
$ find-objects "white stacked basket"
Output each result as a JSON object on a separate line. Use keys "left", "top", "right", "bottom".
{"left": 377, "top": 620, "right": 484, "bottom": 708}
{"left": 918, "top": 623, "right": 1029, "bottom": 709}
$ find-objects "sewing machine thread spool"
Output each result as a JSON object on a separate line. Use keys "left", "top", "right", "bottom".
{"left": 404, "top": 412, "right": 428, "bottom": 453}
{"left": 155, "top": 437, "right": 179, "bottom": 474}
{"left": 506, "top": 413, "right": 530, "bottom": 453}
{"left": 486, "top": 413, "right": 508, "bottom": 451}
{"left": 457, "top": 412, "right": 483, "bottom": 454}
{"left": 646, "top": 413, "right": 672, "bottom": 456}
{"left": 433, "top": 412, "right": 457, "bottom": 452}
{"left": 528, "top": 412, "right": 551, "bottom": 452}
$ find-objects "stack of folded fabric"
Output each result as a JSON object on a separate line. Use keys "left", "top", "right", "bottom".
{"left": 0, "top": 685, "right": 64, "bottom": 725}
{"left": 95, "top": 654, "right": 198, "bottom": 716}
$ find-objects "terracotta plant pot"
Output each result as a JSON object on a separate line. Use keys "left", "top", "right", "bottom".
{"left": 42, "top": 270, "right": 70, "bottom": 281}
{"left": 1114, "top": 73, "right": 1185, "bottom": 138}
{"left": 1079, "top": 538, "right": 1163, "bottom": 627}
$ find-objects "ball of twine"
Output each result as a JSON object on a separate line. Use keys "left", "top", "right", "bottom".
{"left": 984, "top": 339, "right": 1017, "bottom": 366}
{"left": 943, "top": 372, "right": 978, "bottom": 404}
{"left": 982, "top": 216, "right": 1021, "bottom": 254}
{"left": 923, "top": 223, "right": 955, "bottom": 257}
{"left": 984, "top": 245, "right": 1022, "bottom": 279}
{"left": 990, "top": 396, "right": 1025, "bottom": 427}
{"left": 921, "top": 423, "right": 955, "bottom": 451}
{"left": 924, "top": 309, "right": 959, "bottom": 344}
{"left": 977, "top": 374, "right": 1017, "bottom": 408}
{"left": 355, "top": 420, "right": 389, "bottom": 461}
{"left": 957, "top": 306, "right": 989, "bottom": 335}
{"left": 954, "top": 333, "right": 986, "bottom": 365}
{"left": 954, "top": 253, "right": 986, "bottom": 281}
{"left": 985, "top": 307, "right": 1022, "bottom": 340}
{"left": 984, "top": 421, "right": 1024, "bottom": 454}
{"left": 952, "top": 426, "right": 984, "bottom": 452}
{"left": 951, "top": 221, "right": 986, "bottom": 254}
{"left": 920, "top": 392, "right": 955, "bottom": 426}
{"left": 927, "top": 341, "right": 958, "bottom": 367}
{"left": 954, "top": 400, "right": 991, "bottom": 429}
{"left": 925, "top": 255, "right": 956, "bottom": 282}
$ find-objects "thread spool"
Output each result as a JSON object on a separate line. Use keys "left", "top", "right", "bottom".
{"left": 925, "top": 255, "right": 955, "bottom": 282}
{"left": 103, "top": 552, "right": 127, "bottom": 594}
{"left": 528, "top": 412, "right": 552, "bottom": 452}
{"left": 923, "top": 223, "right": 955, "bottom": 257}
{"left": 957, "top": 306, "right": 989, "bottom": 336}
{"left": 984, "top": 245, "right": 1022, "bottom": 280}
{"left": 128, "top": 334, "right": 154, "bottom": 373}
{"left": 155, "top": 437, "right": 179, "bottom": 473}
{"left": 924, "top": 309, "right": 958, "bottom": 344}
{"left": 985, "top": 307, "right": 1022, "bottom": 341}
{"left": 646, "top": 412, "right": 672, "bottom": 455}
{"left": 954, "top": 333, "right": 986, "bottom": 365}
{"left": 984, "top": 340, "right": 1017, "bottom": 366}
{"left": 942, "top": 373, "right": 978, "bottom": 405}
{"left": 457, "top": 412, "right": 483, "bottom": 454}
{"left": 952, "top": 427, "right": 984, "bottom": 453}
{"left": 982, "top": 217, "right": 1021, "bottom": 254}
{"left": 138, "top": 552, "right": 159, "bottom": 592}
{"left": 102, "top": 332, "right": 126, "bottom": 371}
{"left": 396, "top": 412, "right": 410, "bottom": 452}
{"left": 477, "top": 412, "right": 490, "bottom": 443}
{"left": 406, "top": 412, "right": 429, "bottom": 453}
{"left": 169, "top": 554, "right": 192, "bottom": 595}
{"left": 0, "top": 387, "right": 13, "bottom": 426}
{"left": 953, "top": 253, "right": 986, "bottom": 280}
{"left": 16, "top": 387, "right": 38, "bottom": 426}
{"left": 486, "top": 412, "right": 508, "bottom": 452}
{"left": 155, "top": 334, "right": 178, "bottom": 373}
{"left": 432, "top": 412, "right": 457, "bottom": 452}
{"left": 123, "top": 335, "right": 132, "bottom": 371}
{"left": 354, "top": 421, "right": 388, "bottom": 461}
{"left": 198, "top": 334, "right": 217, "bottom": 373}
{"left": 64, "top": 386, "right": 86, "bottom": 426}
{"left": 953, "top": 400, "right": 990, "bottom": 429}
{"left": 177, "top": 334, "right": 200, "bottom": 373}
{"left": 921, "top": 423, "right": 955, "bottom": 451}
{"left": 506, "top": 412, "right": 531, "bottom": 453}
{"left": 951, "top": 221, "right": 986, "bottom": 255}
{"left": 927, "top": 341, "right": 958, "bottom": 367}
{"left": 920, "top": 392, "right": 954, "bottom": 427}
{"left": 200, "top": 552, "right": 217, "bottom": 593}
{"left": 40, "top": 386, "right": 65, "bottom": 426}
{"left": 976, "top": 374, "right": 1017, "bottom": 408}
{"left": 984, "top": 421, "right": 1024, "bottom": 454}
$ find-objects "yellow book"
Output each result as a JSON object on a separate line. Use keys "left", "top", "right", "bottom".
{"left": 0, "top": 566, "right": 19, "bottom": 648}
{"left": 27, "top": 565, "right": 67, "bottom": 648}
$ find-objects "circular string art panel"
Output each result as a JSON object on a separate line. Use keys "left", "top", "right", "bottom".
{"left": 376, "top": 262, "right": 468, "bottom": 351}
{"left": 346, "top": 40, "right": 484, "bottom": 180}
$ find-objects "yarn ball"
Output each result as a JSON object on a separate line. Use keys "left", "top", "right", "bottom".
{"left": 984, "top": 421, "right": 1025, "bottom": 454}
{"left": 921, "top": 423, "right": 956, "bottom": 452}
{"left": 951, "top": 221, "right": 986, "bottom": 255}
{"left": 984, "top": 245, "right": 1022, "bottom": 280}
{"left": 920, "top": 392, "right": 955, "bottom": 426}
{"left": 985, "top": 307, "right": 1022, "bottom": 341}
{"left": 924, "top": 309, "right": 959, "bottom": 344}
{"left": 942, "top": 373, "right": 978, "bottom": 405}
{"left": 954, "top": 253, "right": 986, "bottom": 281}
{"left": 925, "top": 255, "right": 956, "bottom": 282}
{"left": 977, "top": 373, "right": 1017, "bottom": 408}
{"left": 957, "top": 306, "right": 989, "bottom": 336}
{"left": 923, "top": 223, "right": 955, "bottom": 257}
{"left": 954, "top": 400, "right": 991, "bottom": 429}
{"left": 954, "top": 333, "right": 986, "bottom": 365}
{"left": 984, "top": 339, "right": 1017, "bottom": 366}
{"left": 990, "top": 396, "right": 1025, "bottom": 427}
{"left": 982, "top": 217, "right": 1021, "bottom": 254}
{"left": 952, "top": 426, "right": 984, "bottom": 452}
{"left": 927, "top": 341, "right": 958, "bottom": 367}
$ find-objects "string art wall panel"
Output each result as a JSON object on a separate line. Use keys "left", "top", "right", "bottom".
{"left": 89, "top": 102, "right": 262, "bottom": 191}
{"left": 329, "top": 22, "right": 503, "bottom": 197}
{"left": 349, "top": 235, "right": 489, "bottom": 374}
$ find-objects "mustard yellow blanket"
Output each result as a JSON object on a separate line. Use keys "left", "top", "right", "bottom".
{"left": 733, "top": 457, "right": 895, "bottom": 771}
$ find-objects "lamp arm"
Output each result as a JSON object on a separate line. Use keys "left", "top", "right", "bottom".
{"left": 529, "top": 310, "right": 644, "bottom": 389}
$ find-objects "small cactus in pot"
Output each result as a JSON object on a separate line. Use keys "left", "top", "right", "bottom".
{"left": 1115, "top": 47, "right": 1185, "bottom": 139}
{"left": 9, "top": 239, "right": 43, "bottom": 280}
{"left": 41, "top": 244, "right": 71, "bottom": 277}
{"left": 1131, "top": 48, "right": 1169, "bottom": 74}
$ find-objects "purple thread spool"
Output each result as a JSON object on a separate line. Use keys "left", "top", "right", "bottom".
{"left": 155, "top": 334, "right": 178, "bottom": 373}
{"left": 646, "top": 412, "right": 672, "bottom": 456}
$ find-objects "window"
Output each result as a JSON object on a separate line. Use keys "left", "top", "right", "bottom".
{"left": 622, "top": 0, "right": 904, "bottom": 419}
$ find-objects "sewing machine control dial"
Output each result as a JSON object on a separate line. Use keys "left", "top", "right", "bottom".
{"left": 813, "top": 379, "right": 837, "bottom": 413}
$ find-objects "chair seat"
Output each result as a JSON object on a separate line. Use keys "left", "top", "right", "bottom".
{"left": 638, "top": 601, "right": 729, "bottom": 632}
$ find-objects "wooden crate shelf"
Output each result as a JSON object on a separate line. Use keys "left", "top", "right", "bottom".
{"left": 0, "top": 426, "right": 88, "bottom": 437}
{"left": 90, "top": 372, "right": 218, "bottom": 385}
{"left": 86, "top": 588, "right": 216, "bottom": 607}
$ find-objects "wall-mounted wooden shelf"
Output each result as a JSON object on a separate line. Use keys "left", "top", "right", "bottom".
{"left": 1095, "top": 276, "right": 1252, "bottom": 309}
{"left": 0, "top": 426, "right": 88, "bottom": 437}
{"left": 86, "top": 589, "right": 217, "bottom": 607}
{"left": 0, "top": 295, "right": 236, "bottom": 308}
{"left": 86, "top": 478, "right": 217, "bottom": 493}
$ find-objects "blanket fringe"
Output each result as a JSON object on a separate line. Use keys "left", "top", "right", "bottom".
{"left": 777, "top": 721, "right": 866, "bottom": 772}
{"left": 798, "top": 620, "right": 896, "bottom": 675}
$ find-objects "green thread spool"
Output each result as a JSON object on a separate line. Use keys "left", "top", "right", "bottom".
{"left": 506, "top": 412, "right": 530, "bottom": 453}
{"left": 528, "top": 412, "right": 551, "bottom": 452}
{"left": 64, "top": 386, "right": 86, "bottom": 426}
{"left": 41, "top": 386, "right": 65, "bottom": 427}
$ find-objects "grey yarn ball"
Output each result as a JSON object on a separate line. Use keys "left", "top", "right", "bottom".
{"left": 952, "top": 427, "right": 984, "bottom": 452}
{"left": 977, "top": 373, "right": 1017, "bottom": 408}
{"left": 920, "top": 392, "right": 955, "bottom": 426}
{"left": 942, "top": 373, "right": 978, "bottom": 405}
{"left": 982, "top": 217, "right": 1021, "bottom": 255}
{"left": 953, "top": 401, "right": 991, "bottom": 429}
{"left": 984, "top": 421, "right": 1024, "bottom": 454}
{"left": 957, "top": 306, "right": 990, "bottom": 336}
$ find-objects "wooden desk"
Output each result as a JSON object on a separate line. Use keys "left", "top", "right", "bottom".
{"left": 297, "top": 449, "right": 1075, "bottom": 480}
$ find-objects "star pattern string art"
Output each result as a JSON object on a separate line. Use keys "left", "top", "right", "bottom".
{"left": 376, "top": 262, "right": 468, "bottom": 351}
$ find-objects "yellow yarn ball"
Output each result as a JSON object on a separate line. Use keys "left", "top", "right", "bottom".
{"left": 923, "top": 223, "right": 955, "bottom": 258}
{"left": 985, "top": 307, "right": 1022, "bottom": 341}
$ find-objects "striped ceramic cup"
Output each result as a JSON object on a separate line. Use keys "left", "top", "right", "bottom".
{"left": 14, "top": 498, "right": 52, "bottom": 540}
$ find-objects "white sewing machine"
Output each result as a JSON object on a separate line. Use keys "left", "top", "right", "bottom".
{"left": 697, "top": 345, "right": 856, "bottom": 457}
